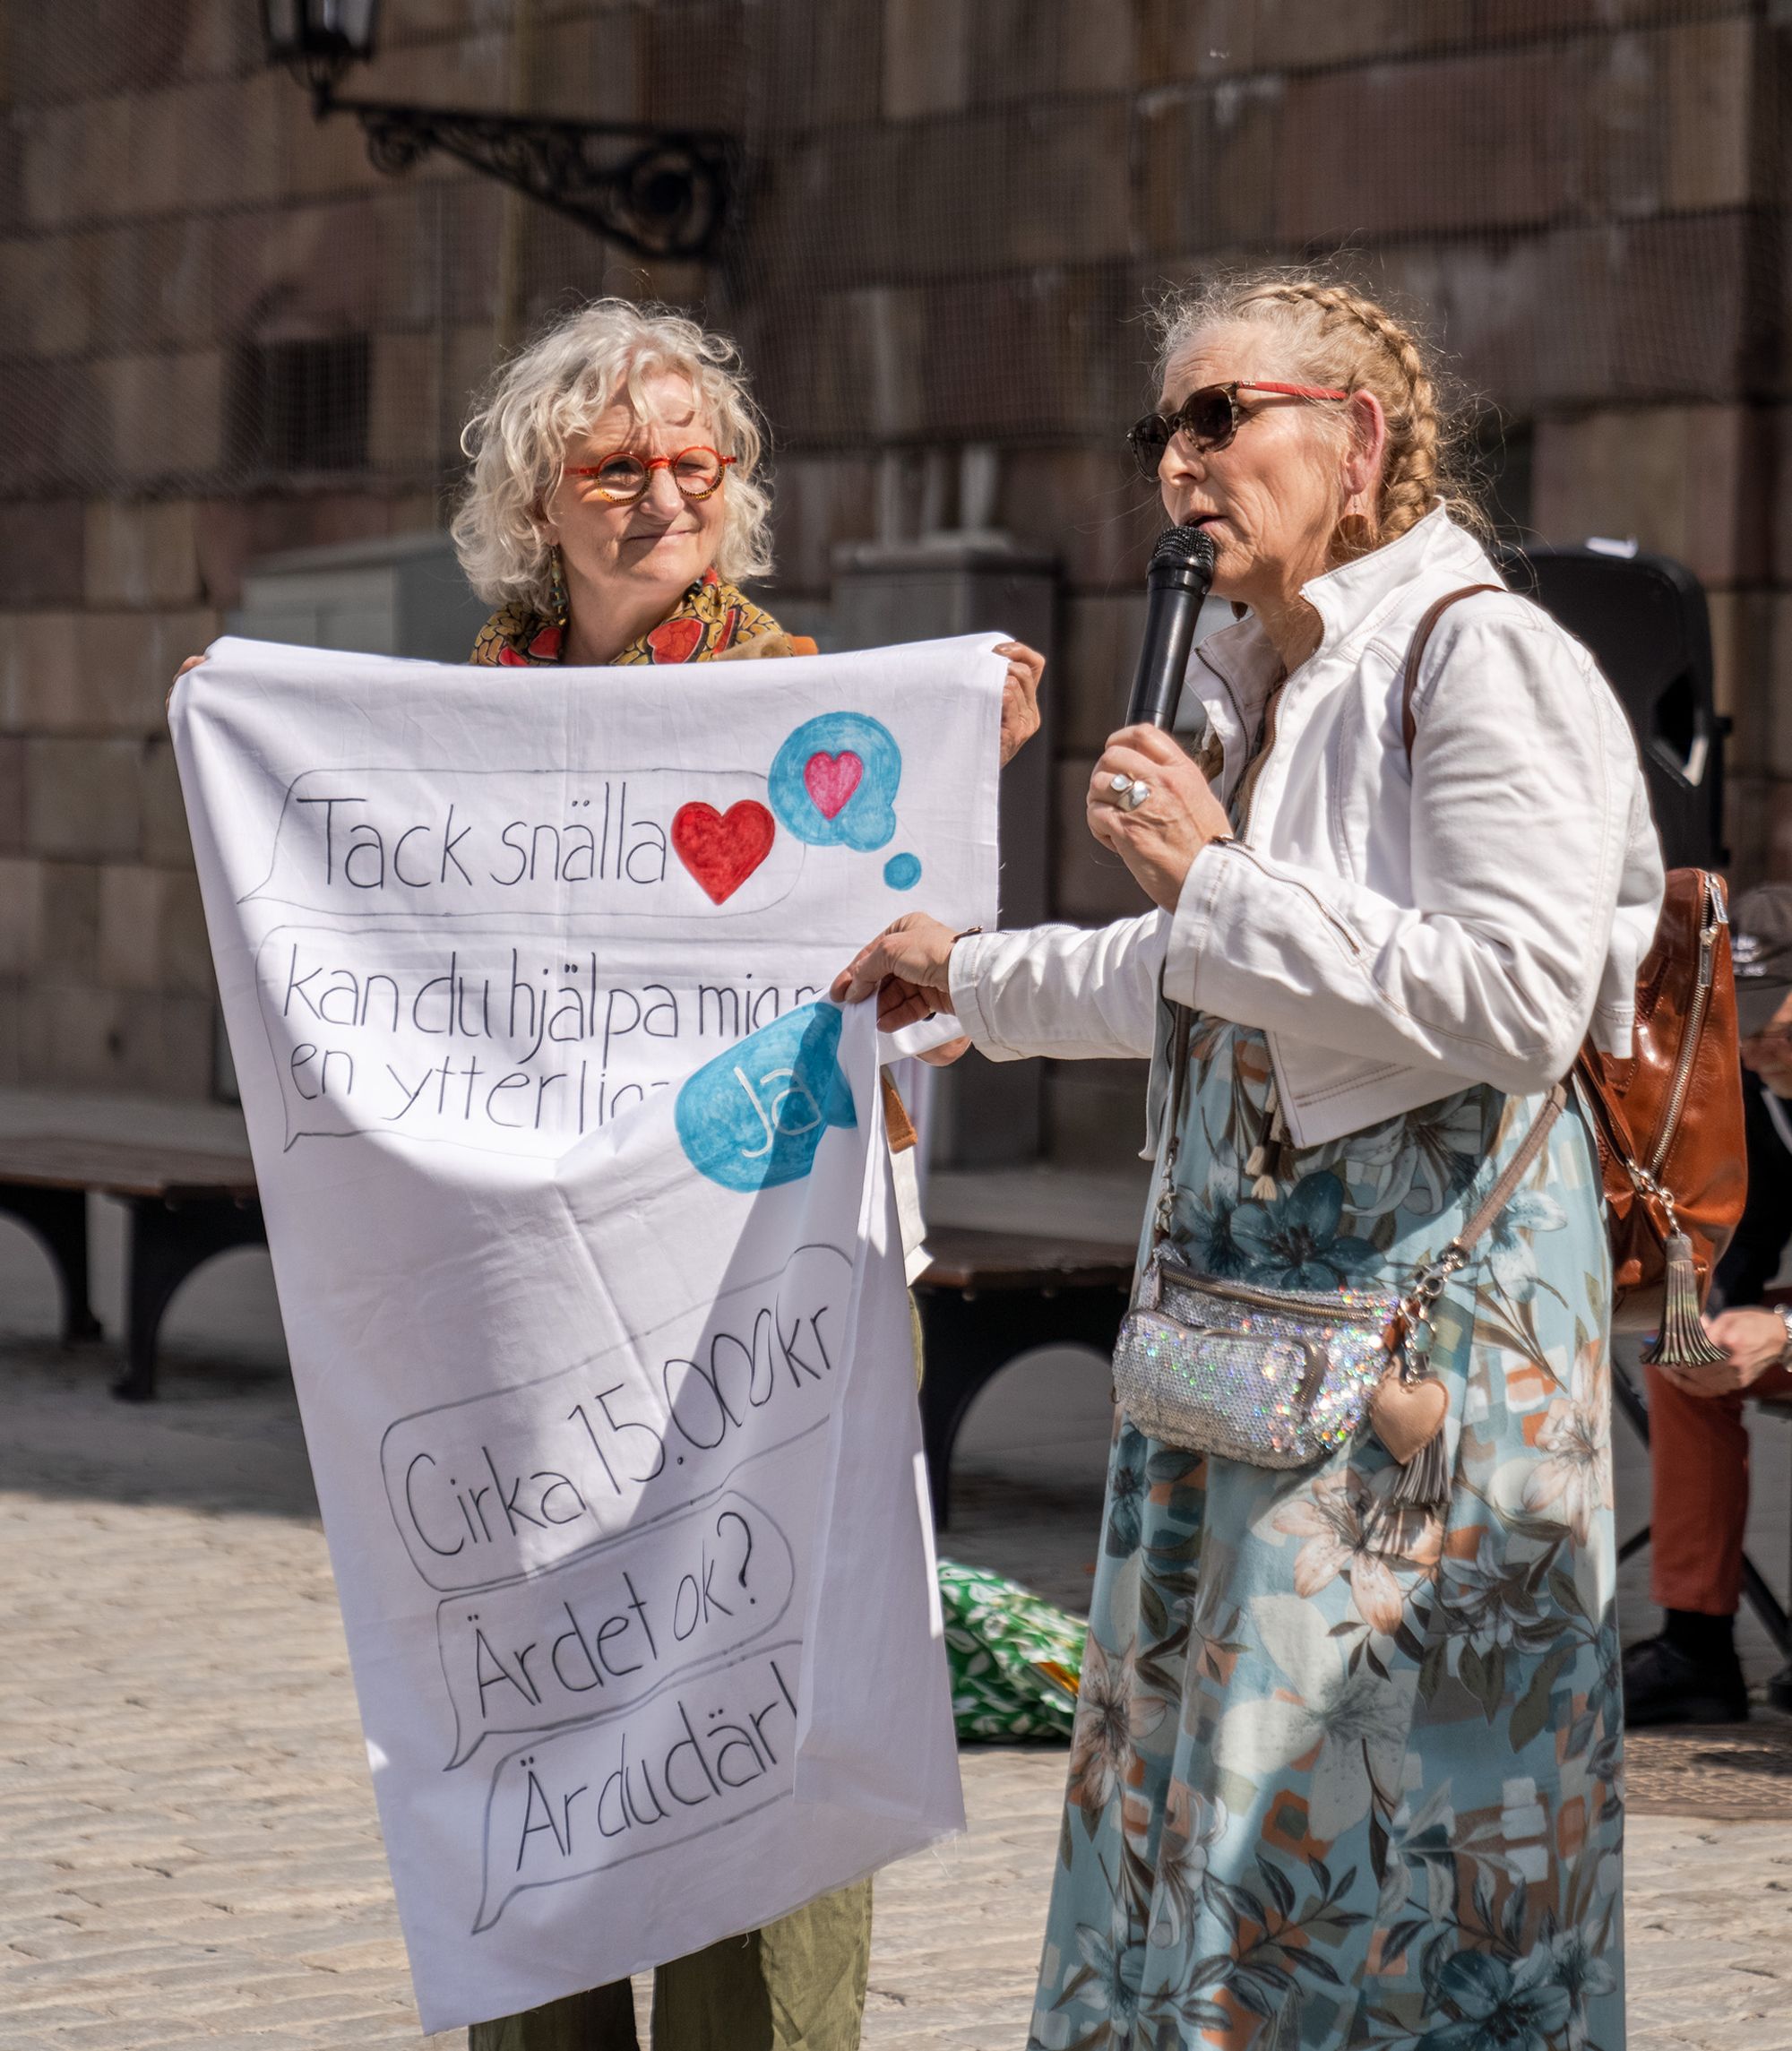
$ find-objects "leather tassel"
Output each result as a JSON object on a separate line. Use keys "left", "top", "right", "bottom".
{"left": 1245, "top": 1139, "right": 1279, "bottom": 1201}
{"left": 1385, "top": 1418, "right": 1452, "bottom": 1512}
{"left": 1248, "top": 1086, "right": 1288, "bottom": 1200}
{"left": 1640, "top": 1230, "right": 1727, "bottom": 1367}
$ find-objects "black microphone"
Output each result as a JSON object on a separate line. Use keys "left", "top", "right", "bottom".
{"left": 1124, "top": 523, "right": 1218, "bottom": 730}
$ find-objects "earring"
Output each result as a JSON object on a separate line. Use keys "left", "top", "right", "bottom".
{"left": 1336, "top": 509, "right": 1375, "bottom": 557}
{"left": 547, "top": 544, "right": 569, "bottom": 625}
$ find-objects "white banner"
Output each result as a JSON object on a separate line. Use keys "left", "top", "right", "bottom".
{"left": 172, "top": 634, "right": 1002, "bottom": 2029}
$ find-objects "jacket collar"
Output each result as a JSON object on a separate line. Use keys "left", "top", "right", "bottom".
{"left": 1302, "top": 502, "right": 1496, "bottom": 649}
{"left": 1189, "top": 506, "right": 1499, "bottom": 758}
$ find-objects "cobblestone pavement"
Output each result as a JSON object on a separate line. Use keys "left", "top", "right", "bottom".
{"left": 3, "top": 1252, "right": 1791, "bottom": 2046}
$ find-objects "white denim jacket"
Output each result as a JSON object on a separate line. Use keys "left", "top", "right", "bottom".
{"left": 948, "top": 508, "right": 1665, "bottom": 1149}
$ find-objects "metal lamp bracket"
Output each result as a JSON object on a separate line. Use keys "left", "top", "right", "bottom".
{"left": 312, "top": 83, "right": 734, "bottom": 262}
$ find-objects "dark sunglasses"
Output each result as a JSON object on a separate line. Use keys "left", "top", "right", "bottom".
{"left": 1127, "top": 380, "right": 1349, "bottom": 479}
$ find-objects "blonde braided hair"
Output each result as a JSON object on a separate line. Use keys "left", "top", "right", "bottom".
{"left": 1151, "top": 272, "right": 1486, "bottom": 556}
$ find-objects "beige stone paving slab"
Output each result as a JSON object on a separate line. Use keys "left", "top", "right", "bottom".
{"left": 5, "top": 1343, "right": 1792, "bottom": 2049}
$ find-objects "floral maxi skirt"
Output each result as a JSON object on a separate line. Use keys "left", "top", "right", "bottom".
{"left": 1030, "top": 1024, "right": 1624, "bottom": 2051}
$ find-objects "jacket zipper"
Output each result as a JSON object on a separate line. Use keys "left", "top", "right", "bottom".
{"left": 1156, "top": 1262, "right": 1397, "bottom": 1321}
{"left": 1226, "top": 842, "right": 1365, "bottom": 956}
{"left": 1645, "top": 873, "right": 1725, "bottom": 1179}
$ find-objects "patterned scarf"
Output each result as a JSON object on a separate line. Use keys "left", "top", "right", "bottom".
{"left": 470, "top": 567, "right": 780, "bottom": 668}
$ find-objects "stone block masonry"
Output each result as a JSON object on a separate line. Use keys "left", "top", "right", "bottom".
{"left": 0, "top": 0, "right": 1787, "bottom": 1113}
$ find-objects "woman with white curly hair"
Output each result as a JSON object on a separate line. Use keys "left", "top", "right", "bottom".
{"left": 452, "top": 299, "right": 1040, "bottom": 2051}
{"left": 452, "top": 297, "right": 1045, "bottom": 749}
{"left": 454, "top": 298, "right": 786, "bottom": 671}
{"left": 167, "top": 299, "right": 1043, "bottom": 2050}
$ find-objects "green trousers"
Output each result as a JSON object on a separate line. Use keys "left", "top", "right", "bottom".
{"left": 467, "top": 1880, "right": 873, "bottom": 2051}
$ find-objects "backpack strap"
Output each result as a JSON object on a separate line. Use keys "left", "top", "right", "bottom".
{"left": 1400, "top": 583, "right": 1505, "bottom": 758}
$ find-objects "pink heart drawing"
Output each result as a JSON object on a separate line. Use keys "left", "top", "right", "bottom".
{"left": 804, "top": 750, "right": 863, "bottom": 821}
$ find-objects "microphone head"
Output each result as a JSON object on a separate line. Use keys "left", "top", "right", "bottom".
{"left": 1149, "top": 522, "right": 1218, "bottom": 578}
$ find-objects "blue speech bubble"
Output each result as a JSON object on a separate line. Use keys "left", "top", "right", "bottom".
{"left": 675, "top": 1002, "right": 858, "bottom": 1192}
{"left": 767, "top": 712, "right": 901, "bottom": 851}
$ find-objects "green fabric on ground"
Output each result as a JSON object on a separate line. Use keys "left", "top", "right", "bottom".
{"left": 937, "top": 1558, "right": 1083, "bottom": 1741}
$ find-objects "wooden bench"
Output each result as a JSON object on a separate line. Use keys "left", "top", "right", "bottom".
{"left": 913, "top": 1224, "right": 1134, "bottom": 1526}
{"left": 0, "top": 1144, "right": 1138, "bottom": 1510}
{"left": 0, "top": 1137, "right": 264, "bottom": 1402}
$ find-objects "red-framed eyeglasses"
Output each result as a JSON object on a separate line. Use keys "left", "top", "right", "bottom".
{"left": 1127, "top": 381, "right": 1350, "bottom": 478}
{"left": 564, "top": 446, "right": 737, "bottom": 504}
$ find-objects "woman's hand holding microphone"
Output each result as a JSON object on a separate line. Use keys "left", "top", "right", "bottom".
{"left": 1087, "top": 722, "right": 1233, "bottom": 913}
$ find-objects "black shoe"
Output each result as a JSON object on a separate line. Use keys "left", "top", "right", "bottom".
{"left": 1623, "top": 1633, "right": 1749, "bottom": 1726}
{"left": 1767, "top": 1660, "right": 1792, "bottom": 1715}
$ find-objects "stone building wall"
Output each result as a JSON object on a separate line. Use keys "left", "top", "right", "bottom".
{"left": 1, "top": 0, "right": 1786, "bottom": 1150}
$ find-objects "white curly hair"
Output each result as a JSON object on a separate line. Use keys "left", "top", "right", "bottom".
{"left": 452, "top": 298, "right": 773, "bottom": 613}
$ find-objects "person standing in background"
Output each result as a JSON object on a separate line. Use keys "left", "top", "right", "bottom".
{"left": 1624, "top": 885, "right": 1792, "bottom": 1725}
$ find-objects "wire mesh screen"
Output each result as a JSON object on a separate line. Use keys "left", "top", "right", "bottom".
{"left": 0, "top": 1, "right": 1780, "bottom": 526}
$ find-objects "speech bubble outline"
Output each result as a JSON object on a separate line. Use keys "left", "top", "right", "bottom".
{"left": 253, "top": 921, "right": 651, "bottom": 1156}
{"left": 379, "top": 1250, "right": 850, "bottom": 1593}
{"left": 766, "top": 713, "right": 901, "bottom": 851}
{"left": 471, "top": 1643, "right": 804, "bottom": 1934}
{"left": 437, "top": 1487, "right": 797, "bottom": 1769}
{"left": 239, "top": 766, "right": 805, "bottom": 920}
{"left": 674, "top": 1002, "right": 857, "bottom": 1192}
{"left": 247, "top": 926, "right": 844, "bottom": 1155}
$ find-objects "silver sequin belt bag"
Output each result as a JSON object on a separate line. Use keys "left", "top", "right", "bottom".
{"left": 1111, "top": 1006, "right": 1567, "bottom": 1490}
{"left": 1116, "top": 1262, "right": 1405, "bottom": 1469}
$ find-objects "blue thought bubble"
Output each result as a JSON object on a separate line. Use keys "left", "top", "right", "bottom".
{"left": 676, "top": 1002, "right": 858, "bottom": 1192}
{"left": 767, "top": 712, "right": 901, "bottom": 851}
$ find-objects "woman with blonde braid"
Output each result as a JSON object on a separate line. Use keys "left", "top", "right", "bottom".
{"left": 836, "top": 275, "right": 1655, "bottom": 2048}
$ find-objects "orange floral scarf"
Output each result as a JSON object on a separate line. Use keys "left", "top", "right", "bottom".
{"left": 470, "top": 568, "right": 780, "bottom": 668}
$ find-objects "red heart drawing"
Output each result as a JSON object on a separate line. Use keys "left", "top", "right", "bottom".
{"left": 804, "top": 750, "right": 863, "bottom": 820}
{"left": 672, "top": 800, "right": 776, "bottom": 904}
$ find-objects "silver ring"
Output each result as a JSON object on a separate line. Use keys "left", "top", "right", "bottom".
{"left": 1107, "top": 771, "right": 1132, "bottom": 795}
{"left": 1120, "top": 779, "right": 1150, "bottom": 813}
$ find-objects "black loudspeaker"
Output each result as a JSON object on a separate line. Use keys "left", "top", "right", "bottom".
{"left": 1498, "top": 544, "right": 1728, "bottom": 871}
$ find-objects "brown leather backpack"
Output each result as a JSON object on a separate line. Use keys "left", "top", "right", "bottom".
{"left": 1574, "top": 867, "right": 1745, "bottom": 1345}
{"left": 1404, "top": 587, "right": 1746, "bottom": 1364}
